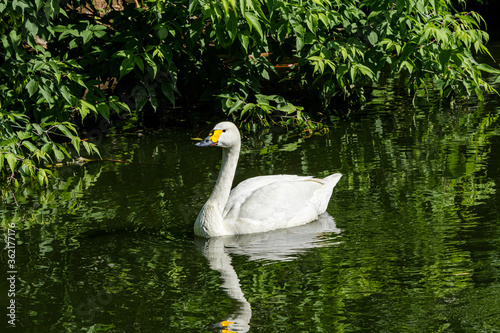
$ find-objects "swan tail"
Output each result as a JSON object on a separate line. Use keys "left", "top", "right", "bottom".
{"left": 322, "top": 173, "right": 342, "bottom": 188}
{"left": 314, "top": 173, "right": 342, "bottom": 213}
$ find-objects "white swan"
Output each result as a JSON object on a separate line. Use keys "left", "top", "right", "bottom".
{"left": 194, "top": 121, "right": 342, "bottom": 238}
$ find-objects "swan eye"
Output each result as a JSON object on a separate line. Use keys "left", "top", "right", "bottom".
{"left": 223, "top": 129, "right": 227, "bottom": 133}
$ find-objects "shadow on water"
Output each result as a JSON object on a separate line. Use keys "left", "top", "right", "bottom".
{"left": 196, "top": 213, "right": 341, "bottom": 332}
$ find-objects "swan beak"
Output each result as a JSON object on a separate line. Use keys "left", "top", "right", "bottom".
{"left": 195, "top": 129, "right": 223, "bottom": 147}
{"left": 195, "top": 136, "right": 217, "bottom": 147}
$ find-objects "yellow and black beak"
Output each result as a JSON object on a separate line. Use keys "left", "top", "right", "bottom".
{"left": 195, "top": 129, "right": 224, "bottom": 147}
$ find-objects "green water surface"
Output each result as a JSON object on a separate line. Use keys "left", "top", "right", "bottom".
{"left": 2, "top": 78, "right": 500, "bottom": 332}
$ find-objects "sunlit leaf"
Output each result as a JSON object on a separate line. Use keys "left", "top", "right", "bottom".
{"left": 56, "top": 123, "right": 73, "bottom": 138}
{"left": 476, "top": 63, "right": 500, "bottom": 74}
{"left": 22, "top": 141, "right": 38, "bottom": 153}
{"left": 119, "top": 56, "right": 135, "bottom": 79}
{"left": 6, "top": 153, "right": 17, "bottom": 172}
{"left": 71, "top": 136, "right": 80, "bottom": 155}
{"left": 245, "top": 12, "right": 263, "bottom": 39}
{"left": 367, "top": 31, "right": 378, "bottom": 45}
{"left": 26, "top": 79, "right": 39, "bottom": 97}
{"left": 52, "top": 144, "right": 64, "bottom": 161}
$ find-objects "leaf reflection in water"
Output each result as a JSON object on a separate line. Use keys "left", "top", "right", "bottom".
{"left": 195, "top": 213, "right": 341, "bottom": 332}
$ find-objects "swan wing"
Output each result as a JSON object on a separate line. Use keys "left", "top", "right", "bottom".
{"left": 223, "top": 174, "right": 341, "bottom": 234}
{"left": 223, "top": 175, "right": 313, "bottom": 218}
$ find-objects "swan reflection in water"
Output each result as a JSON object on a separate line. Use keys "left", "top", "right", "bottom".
{"left": 195, "top": 213, "right": 341, "bottom": 332}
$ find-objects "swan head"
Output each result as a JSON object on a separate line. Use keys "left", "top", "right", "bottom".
{"left": 195, "top": 122, "right": 240, "bottom": 149}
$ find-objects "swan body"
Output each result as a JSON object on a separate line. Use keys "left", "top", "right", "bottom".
{"left": 194, "top": 121, "right": 342, "bottom": 238}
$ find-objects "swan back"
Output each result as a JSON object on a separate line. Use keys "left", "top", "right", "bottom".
{"left": 223, "top": 173, "right": 342, "bottom": 234}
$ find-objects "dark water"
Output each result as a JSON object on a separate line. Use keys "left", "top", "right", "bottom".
{"left": 2, "top": 67, "right": 500, "bottom": 332}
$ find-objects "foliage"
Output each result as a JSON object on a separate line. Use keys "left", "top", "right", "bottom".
{"left": 0, "top": 0, "right": 127, "bottom": 187}
{"left": 0, "top": 110, "right": 100, "bottom": 187}
{"left": 1, "top": 0, "right": 500, "bottom": 187}
{"left": 186, "top": 0, "right": 500, "bottom": 117}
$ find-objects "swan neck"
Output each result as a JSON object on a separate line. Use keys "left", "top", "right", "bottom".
{"left": 209, "top": 145, "right": 239, "bottom": 207}
{"left": 194, "top": 141, "right": 240, "bottom": 237}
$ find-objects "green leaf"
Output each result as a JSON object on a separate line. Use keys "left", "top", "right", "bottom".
{"left": 82, "top": 140, "right": 91, "bottom": 155}
{"left": 143, "top": 53, "right": 157, "bottom": 78}
{"left": 33, "top": 123, "right": 44, "bottom": 136}
{"left": 400, "top": 60, "right": 414, "bottom": 73}
{"left": 188, "top": 0, "right": 199, "bottom": 14}
{"left": 157, "top": 26, "right": 169, "bottom": 40}
{"left": 77, "top": 100, "right": 96, "bottom": 120}
{"left": 367, "top": 10, "right": 381, "bottom": 20}
{"left": 82, "top": 141, "right": 101, "bottom": 158}
{"left": 367, "top": 31, "right": 378, "bottom": 46}
{"left": 134, "top": 55, "right": 144, "bottom": 72}
{"left": 438, "top": 49, "right": 452, "bottom": 69}
{"left": 147, "top": 85, "right": 158, "bottom": 111}
{"left": 240, "top": 103, "right": 255, "bottom": 117}
{"left": 238, "top": 31, "right": 250, "bottom": 53}
{"left": 228, "top": 99, "right": 245, "bottom": 115}
{"left": 226, "top": 14, "right": 238, "bottom": 42}
{"left": 26, "top": 79, "right": 39, "bottom": 97}
{"left": 17, "top": 131, "right": 32, "bottom": 140}
{"left": 114, "top": 101, "right": 131, "bottom": 113}
{"left": 60, "top": 85, "right": 73, "bottom": 105}
{"left": 22, "top": 141, "right": 38, "bottom": 153}
{"left": 63, "top": 121, "right": 78, "bottom": 135}
{"left": 81, "top": 30, "right": 92, "bottom": 44}
{"left": 476, "top": 63, "right": 500, "bottom": 74}
{"left": 43, "top": 0, "right": 60, "bottom": 19}
{"left": 261, "top": 69, "right": 270, "bottom": 80}
{"left": 296, "top": 36, "right": 305, "bottom": 52}
{"left": 161, "top": 82, "right": 175, "bottom": 106}
{"left": 354, "top": 63, "right": 374, "bottom": 78}
{"left": 37, "top": 168, "right": 47, "bottom": 186}
{"left": 71, "top": 136, "right": 80, "bottom": 155}
{"left": 69, "top": 39, "right": 79, "bottom": 49}
{"left": 6, "top": 153, "right": 17, "bottom": 173}
{"left": 80, "top": 100, "right": 96, "bottom": 113}
{"left": 221, "top": 0, "right": 230, "bottom": 19}
{"left": 47, "top": 61, "right": 60, "bottom": 74}
{"left": 55, "top": 143, "right": 71, "bottom": 159}
{"left": 305, "top": 12, "right": 317, "bottom": 34}
{"left": 229, "top": 0, "right": 237, "bottom": 14}
{"left": 278, "top": 103, "right": 297, "bottom": 113}
{"left": 68, "top": 73, "right": 87, "bottom": 89}
{"left": 39, "top": 86, "right": 53, "bottom": 106}
{"left": 119, "top": 56, "right": 135, "bottom": 79}
{"left": 318, "top": 12, "right": 329, "bottom": 29}
{"left": 52, "top": 144, "right": 64, "bottom": 161}
{"left": 56, "top": 123, "right": 72, "bottom": 138}
{"left": 41, "top": 142, "right": 53, "bottom": 155}
{"left": 245, "top": 12, "right": 263, "bottom": 39}
{"left": 0, "top": 138, "right": 19, "bottom": 147}
{"left": 291, "top": 19, "right": 305, "bottom": 37}
{"left": 133, "top": 86, "right": 148, "bottom": 111}
{"left": 20, "top": 159, "right": 33, "bottom": 177}
{"left": 97, "top": 103, "right": 110, "bottom": 120}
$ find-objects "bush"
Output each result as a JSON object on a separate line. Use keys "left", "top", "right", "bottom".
{"left": 1, "top": 0, "right": 499, "bottom": 187}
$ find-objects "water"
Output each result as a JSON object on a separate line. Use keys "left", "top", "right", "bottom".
{"left": 2, "top": 73, "right": 500, "bottom": 332}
